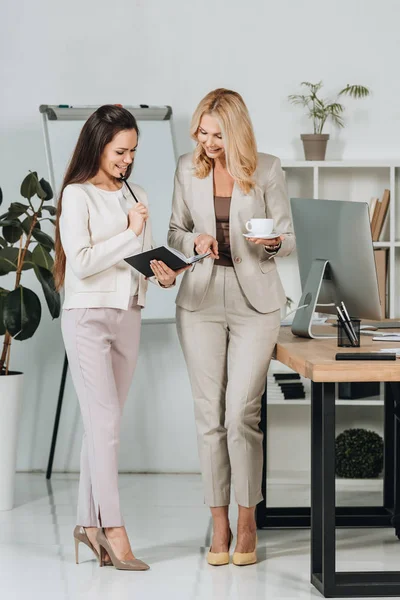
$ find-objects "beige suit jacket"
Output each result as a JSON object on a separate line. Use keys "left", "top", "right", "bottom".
{"left": 167, "top": 152, "right": 295, "bottom": 313}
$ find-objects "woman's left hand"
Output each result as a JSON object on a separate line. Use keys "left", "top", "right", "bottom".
{"left": 246, "top": 234, "right": 285, "bottom": 251}
{"left": 149, "top": 260, "right": 191, "bottom": 287}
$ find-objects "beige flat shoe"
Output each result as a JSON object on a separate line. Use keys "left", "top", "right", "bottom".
{"left": 207, "top": 530, "right": 233, "bottom": 566}
{"left": 96, "top": 528, "right": 150, "bottom": 571}
{"left": 73, "top": 526, "right": 112, "bottom": 566}
{"left": 232, "top": 535, "right": 257, "bottom": 566}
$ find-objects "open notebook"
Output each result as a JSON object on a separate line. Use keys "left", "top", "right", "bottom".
{"left": 125, "top": 246, "right": 211, "bottom": 278}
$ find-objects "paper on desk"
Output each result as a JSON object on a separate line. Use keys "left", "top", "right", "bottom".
{"left": 378, "top": 348, "right": 400, "bottom": 356}
{"left": 281, "top": 316, "right": 328, "bottom": 327}
{"left": 372, "top": 334, "right": 400, "bottom": 342}
{"left": 379, "top": 347, "right": 400, "bottom": 352}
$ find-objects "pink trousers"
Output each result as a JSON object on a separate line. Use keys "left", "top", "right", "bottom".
{"left": 61, "top": 297, "right": 141, "bottom": 527}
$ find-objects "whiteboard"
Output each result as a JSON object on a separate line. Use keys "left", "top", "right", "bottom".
{"left": 42, "top": 110, "right": 179, "bottom": 322}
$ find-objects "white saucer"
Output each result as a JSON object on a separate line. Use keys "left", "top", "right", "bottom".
{"left": 243, "top": 232, "right": 280, "bottom": 239}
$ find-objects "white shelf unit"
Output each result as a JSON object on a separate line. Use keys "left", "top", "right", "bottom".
{"left": 267, "top": 162, "right": 397, "bottom": 484}
{"left": 266, "top": 364, "right": 385, "bottom": 486}
{"left": 267, "top": 368, "right": 384, "bottom": 407}
{"left": 281, "top": 160, "right": 400, "bottom": 318}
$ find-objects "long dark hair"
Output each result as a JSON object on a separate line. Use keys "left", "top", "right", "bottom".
{"left": 53, "top": 105, "right": 139, "bottom": 290}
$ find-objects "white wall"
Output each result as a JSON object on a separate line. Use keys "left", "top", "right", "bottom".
{"left": 1, "top": 0, "right": 399, "bottom": 472}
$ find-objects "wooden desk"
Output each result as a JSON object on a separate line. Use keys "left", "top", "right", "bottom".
{"left": 276, "top": 326, "right": 400, "bottom": 382}
{"left": 256, "top": 326, "right": 400, "bottom": 598}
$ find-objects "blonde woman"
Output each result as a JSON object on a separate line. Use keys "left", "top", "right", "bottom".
{"left": 168, "top": 89, "right": 295, "bottom": 566}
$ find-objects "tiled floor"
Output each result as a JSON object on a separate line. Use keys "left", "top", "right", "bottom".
{"left": 1, "top": 473, "right": 400, "bottom": 599}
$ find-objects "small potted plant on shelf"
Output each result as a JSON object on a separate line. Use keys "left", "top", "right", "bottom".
{"left": 335, "top": 428, "right": 383, "bottom": 479}
{"left": 0, "top": 172, "right": 60, "bottom": 510}
{"left": 288, "top": 81, "right": 370, "bottom": 161}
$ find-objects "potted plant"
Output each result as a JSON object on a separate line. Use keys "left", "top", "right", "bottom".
{"left": 0, "top": 172, "right": 60, "bottom": 510}
{"left": 288, "top": 81, "right": 370, "bottom": 160}
{"left": 335, "top": 428, "right": 383, "bottom": 478}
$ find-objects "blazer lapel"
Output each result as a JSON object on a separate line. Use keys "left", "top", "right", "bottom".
{"left": 192, "top": 169, "right": 216, "bottom": 238}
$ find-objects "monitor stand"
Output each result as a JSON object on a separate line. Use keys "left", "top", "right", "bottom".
{"left": 291, "top": 258, "right": 336, "bottom": 340}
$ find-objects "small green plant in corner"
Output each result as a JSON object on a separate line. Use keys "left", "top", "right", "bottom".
{"left": 288, "top": 81, "right": 371, "bottom": 135}
{"left": 0, "top": 172, "right": 60, "bottom": 374}
{"left": 335, "top": 428, "right": 383, "bottom": 478}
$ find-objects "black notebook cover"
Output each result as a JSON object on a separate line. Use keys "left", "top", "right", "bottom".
{"left": 125, "top": 246, "right": 206, "bottom": 278}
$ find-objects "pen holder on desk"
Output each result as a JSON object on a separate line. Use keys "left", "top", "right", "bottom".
{"left": 337, "top": 318, "right": 360, "bottom": 347}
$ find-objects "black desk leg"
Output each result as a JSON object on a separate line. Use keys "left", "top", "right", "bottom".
{"left": 311, "top": 382, "right": 336, "bottom": 597}
{"left": 384, "top": 382, "right": 395, "bottom": 511}
{"left": 388, "top": 382, "right": 400, "bottom": 537}
{"left": 311, "top": 383, "right": 322, "bottom": 581}
{"left": 311, "top": 380, "right": 400, "bottom": 597}
{"left": 46, "top": 352, "right": 69, "bottom": 480}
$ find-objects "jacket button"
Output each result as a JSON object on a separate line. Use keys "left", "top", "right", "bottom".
{"left": 234, "top": 257, "right": 242, "bottom": 264}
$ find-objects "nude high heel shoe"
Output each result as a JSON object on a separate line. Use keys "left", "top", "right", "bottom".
{"left": 73, "top": 526, "right": 112, "bottom": 566}
{"left": 96, "top": 528, "right": 150, "bottom": 571}
{"left": 207, "top": 530, "right": 233, "bottom": 566}
{"left": 232, "top": 535, "right": 258, "bottom": 566}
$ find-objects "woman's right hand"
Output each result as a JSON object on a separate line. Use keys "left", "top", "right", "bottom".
{"left": 194, "top": 234, "right": 219, "bottom": 259}
{"left": 128, "top": 203, "right": 149, "bottom": 236}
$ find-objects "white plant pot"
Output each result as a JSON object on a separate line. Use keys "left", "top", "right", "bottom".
{"left": 0, "top": 372, "right": 23, "bottom": 510}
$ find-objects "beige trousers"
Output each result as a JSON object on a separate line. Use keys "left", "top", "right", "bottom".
{"left": 177, "top": 266, "right": 280, "bottom": 508}
{"left": 61, "top": 297, "right": 141, "bottom": 527}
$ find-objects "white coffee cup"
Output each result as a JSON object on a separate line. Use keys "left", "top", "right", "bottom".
{"left": 245, "top": 218, "right": 274, "bottom": 236}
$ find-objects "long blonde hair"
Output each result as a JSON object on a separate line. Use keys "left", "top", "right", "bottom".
{"left": 190, "top": 88, "right": 258, "bottom": 194}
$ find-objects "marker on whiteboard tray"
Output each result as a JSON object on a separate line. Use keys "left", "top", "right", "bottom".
{"left": 57, "top": 105, "right": 99, "bottom": 108}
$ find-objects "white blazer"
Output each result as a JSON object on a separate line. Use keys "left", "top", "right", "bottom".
{"left": 60, "top": 181, "right": 154, "bottom": 310}
{"left": 168, "top": 152, "right": 295, "bottom": 313}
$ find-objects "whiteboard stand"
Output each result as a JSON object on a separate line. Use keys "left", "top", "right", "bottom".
{"left": 40, "top": 104, "right": 178, "bottom": 479}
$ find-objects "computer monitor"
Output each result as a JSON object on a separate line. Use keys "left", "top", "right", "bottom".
{"left": 290, "top": 198, "right": 382, "bottom": 339}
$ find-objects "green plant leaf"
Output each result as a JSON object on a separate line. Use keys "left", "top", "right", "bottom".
{"left": 32, "top": 244, "right": 54, "bottom": 271}
{"left": 0, "top": 248, "right": 33, "bottom": 274}
{"left": 0, "top": 237, "right": 7, "bottom": 249}
{"left": 0, "top": 288, "right": 10, "bottom": 335}
{"left": 34, "top": 265, "right": 60, "bottom": 319}
{"left": 20, "top": 172, "right": 38, "bottom": 200}
{"left": 0, "top": 217, "right": 21, "bottom": 227}
{"left": 338, "top": 84, "right": 370, "bottom": 98}
{"left": 301, "top": 81, "right": 323, "bottom": 94}
{"left": 38, "top": 178, "right": 53, "bottom": 201}
{"left": 31, "top": 228, "right": 54, "bottom": 250}
{"left": 288, "top": 94, "right": 311, "bottom": 107}
{"left": 42, "top": 205, "right": 56, "bottom": 216}
{"left": 8, "top": 202, "right": 30, "bottom": 217}
{"left": 3, "top": 222, "right": 23, "bottom": 244}
{"left": 326, "top": 103, "right": 344, "bottom": 114}
{"left": 36, "top": 179, "right": 46, "bottom": 200}
{"left": 21, "top": 216, "right": 40, "bottom": 235}
{"left": 3, "top": 286, "right": 42, "bottom": 341}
